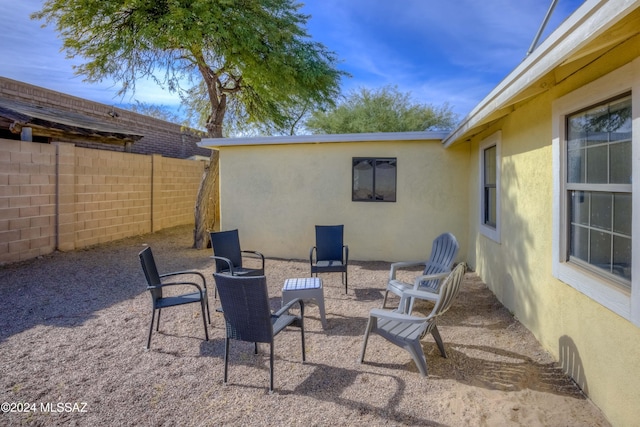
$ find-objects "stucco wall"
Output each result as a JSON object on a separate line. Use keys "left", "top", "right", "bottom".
{"left": 466, "top": 44, "right": 640, "bottom": 427}
{"left": 217, "top": 139, "right": 469, "bottom": 262}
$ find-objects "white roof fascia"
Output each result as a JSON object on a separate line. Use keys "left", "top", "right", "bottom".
{"left": 443, "top": 0, "right": 640, "bottom": 148}
{"left": 199, "top": 131, "right": 449, "bottom": 148}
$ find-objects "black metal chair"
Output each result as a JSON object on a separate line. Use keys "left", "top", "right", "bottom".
{"left": 210, "top": 229, "right": 265, "bottom": 277}
{"left": 310, "top": 225, "right": 349, "bottom": 293}
{"left": 139, "top": 247, "right": 210, "bottom": 349}
{"left": 213, "top": 273, "right": 305, "bottom": 393}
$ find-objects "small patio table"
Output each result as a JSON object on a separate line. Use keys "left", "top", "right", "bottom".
{"left": 282, "top": 277, "right": 327, "bottom": 328}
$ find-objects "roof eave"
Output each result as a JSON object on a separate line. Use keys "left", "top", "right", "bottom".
{"left": 443, "top": 0, "right": 640, "bottom": 148}
{"left": 199, "top": 131, "right": 449, "bottom": 148}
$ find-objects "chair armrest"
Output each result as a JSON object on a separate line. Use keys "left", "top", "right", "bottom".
{"left": 389, "top": 261, "right": 427, "bottom": 280}
{"left": 148, "top": 281, "right": 206, "bottom": 297}
{"left": 274, "top": 298, "right": 305, "bottom": 317}
{"left": 412, "top": 271, "right": 450, "bottom": 288}
{"left": 343, "top": 245, "right": 349, "bottom": 263}
{"left": 402, "top": 288, "right": 439, "bottom": 301}
{"left": 369, "top": 308, "right": 426, "bottom": 324}
{"left": 210, "top": 255, "right": 234, "bottom": 274}
{"left": 241, "top": 250, "right": 265, "bottom": 269}
{"left": 309, "top": 246, "right": 317, "bottom": 263}
{"left": 159, "top": 270, "right": 207, "bottom": 288}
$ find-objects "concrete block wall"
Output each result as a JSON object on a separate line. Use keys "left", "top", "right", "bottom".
{"left": 0, "top": 138, "right": 205, "bottom": 264}
{"left": 151, "top": 155, "right": 203, "bottom": 232}
{"left": 0, "top": 139, "right": 56, "bottom": 262}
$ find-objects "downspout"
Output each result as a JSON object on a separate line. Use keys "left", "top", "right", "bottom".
{"left": 526, "top": 0, "right": 559, "bottom": 57}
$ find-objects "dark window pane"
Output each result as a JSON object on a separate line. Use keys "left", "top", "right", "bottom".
{"left": 484, "top": 145, "right": 496, "bottom": 185}
{"left": 375, "top": 159, "right": 396, "bottom": 201}
{"left": 570, "top": 224, "right": 589, "bottom": 262}
{"left": 613, "top": 235, "right": 632, "bottom": 281}
{"left": 589, "top": 230, "right": 611, "bottom": 268}
{"left": 567, "top": 149, "right": 585, "bottom": 183}
{"left": 590, "top": 193, "right": 612, "bottom": 231}
{"left": 570, "top": 191, "right": 590, "bottom": 226}
{"left": 484, "top": 187, "right": 496, "bottom": 226}
{"left": 586, "top": 145, "right": 608, "bottom": 183}
{"left": 353, "top": 159, "right": 373, "bottom": 200}
{"left": 613, "top": 193, "right": 632, "bottom": 236}
{"left": 610, "top": 141, "right": 632, "bottom": 184}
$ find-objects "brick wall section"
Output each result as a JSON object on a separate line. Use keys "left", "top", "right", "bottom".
{"left": 151, "top": 155, "right": 203, "bottom": 232}
{"left": 0, "top": 139, "right": 56, "bottom": 262}
{"left": 0, "top": 77, "right": 212, "bottom": 159}
{"left": 0, "top": 138, "right": 205, "bottom": 264}
{"left": 71, "top": 147, "right": 152, "bottom": 248}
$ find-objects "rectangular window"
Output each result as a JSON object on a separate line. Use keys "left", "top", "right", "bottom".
{"left": 552, "top": 59, "right": 639, "bottom": 325}
{"left": 479, "top": 132, "right": 501, "bottom": 242}
{"left": 565, "top": 95, "right": 632, "bottom": 287}
{"left": 352, "top": 158, "right": 397, "bottom": 202}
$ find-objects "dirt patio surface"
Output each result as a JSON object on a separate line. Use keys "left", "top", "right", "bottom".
{"left": 0, "top": 225, "right": 610, "bottom": 426}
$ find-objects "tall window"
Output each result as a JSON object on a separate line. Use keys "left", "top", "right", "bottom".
{"left": 566, "top": 95, "right": 632, "bottom": 287}
{"left": 552, "top": 60, "right": 639, "bottom": 325}
{"left": 352, "top": 158, "right": 397, "bottom": 202}
{"left": 479, "top": 132, "right": 501, "bottom": 242}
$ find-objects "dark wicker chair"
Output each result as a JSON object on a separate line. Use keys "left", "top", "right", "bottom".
{"left": 309, "top": 225, "right": 349, "bottom": 293}
{"left": 210, "top": 229, "right": 265, "bottom": 277}
{"left": 139, "top": 247, "right": 210, "bottom": 349}
{"left": 213, "top": 273, "right": 305, "bottom": 392}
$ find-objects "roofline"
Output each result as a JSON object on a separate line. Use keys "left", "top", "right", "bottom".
{"left": 443, "top": 0, "right": 640, "bottom": 147}
{"left": 199, "top": 131, "right": 449, "bottom": 148}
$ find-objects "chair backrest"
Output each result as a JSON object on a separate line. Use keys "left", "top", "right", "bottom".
{"left": 213, "top": 273, "right": 274, "bottom": 343}
{"left": 428, "top": 263, "right": 466, "bottom": 321}
{"left": 315, "top": 225, "right": 344, "bottom": 261}
{"left": 139, "top": 247, "right": 162, "bottom": 299}
{"left": 210, "top": 229, "right": 243, "bottom": 272}
{"left": 419, "top": 233, "right": 459, "bottom": 291}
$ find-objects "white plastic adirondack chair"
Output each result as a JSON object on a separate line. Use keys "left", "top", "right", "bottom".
{"left": 382, "top": 232, "right": 459, "bottom": 313}
{"left": 361, "top": 263, "right": 466, "bottom": 376}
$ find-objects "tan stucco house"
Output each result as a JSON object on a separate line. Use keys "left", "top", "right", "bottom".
{"left": 201, "top": 1, "right": 640, "bottom": 425}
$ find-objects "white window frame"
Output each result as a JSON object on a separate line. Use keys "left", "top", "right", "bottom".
{"left": 479, "top": 131, "right": 501, "bottom": 242}
{"left": 552, "top": 58, "right": 640, "bottom": 326}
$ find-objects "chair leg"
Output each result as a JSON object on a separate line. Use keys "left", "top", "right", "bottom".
{"left": 147, "top": 309, "right": 156, "bottom": 349}
{"left": 156, "top": 308, "right": 162, "bottom": 331}
{"left": 224, "top": 338, "right": 230, "bottom": 385}
{"left": 406, "top": 340, "right": 428, "bottom": 376}
{"left": 254, "top": 342, "right": 259, "bottom": 354}
{"left": 300, "top": 316, "right": 306, "bottom": 363}
{"left": 381, "top": 290, "right": 389, "bottom": 308}
{"left": 359, "top": 316, "right": 374, "bottom": 363}
{"left": 430, "top": 325, "right": 447, "bottom": 358}
{"left": 269, "top": 342, "right": 275, "bottom": 393}
{"left": 200, "top": 300, "right": 209, "bottom": 341}
{"left": 204, "top": 294, "right": 212, "bottom": 325}
{"left": 343, "top": 270, "right": 348, "bottom": 294}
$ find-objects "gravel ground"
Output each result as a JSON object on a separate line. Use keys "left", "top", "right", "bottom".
{"left": 0, "top": 225, "right": 610, "bottom": 426}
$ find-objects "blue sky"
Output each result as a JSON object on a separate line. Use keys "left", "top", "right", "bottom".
{"left": 0, "top": 0, "right": 585, "bottom": 121}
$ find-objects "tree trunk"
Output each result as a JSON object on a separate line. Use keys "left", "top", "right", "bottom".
{"left": 193, "top": 149, "right": 219, "bottom": 249}
{"left": 192, "top": 59, "right": 226, "bottom": 249}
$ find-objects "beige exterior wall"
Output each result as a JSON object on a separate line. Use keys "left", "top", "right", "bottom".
{"left": 465, "top": 40, "right": 640, "bottom": 427}
{"left": 217, "top": 139, "right": 469, "bottom": 262}
{"left": 0, "top": 139, "right": 204, "bottom": 264}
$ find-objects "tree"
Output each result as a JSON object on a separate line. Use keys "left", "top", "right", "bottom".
{"left": 34, "top": 0, "right": 345, "bottom": 248}
{"left": 306, "top": 85, "right": 457, "bottom": 134}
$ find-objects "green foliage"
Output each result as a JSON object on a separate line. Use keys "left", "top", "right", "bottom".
{"left": 33, "top": 0, "right": 346, "bottom": 137}
{"left": 305, "top": 85, "right": 458, "bottom": 134}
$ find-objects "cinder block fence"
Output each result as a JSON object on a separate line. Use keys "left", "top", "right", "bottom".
{"left": 0, "top": 138, "right": 204, "bottom": 264}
